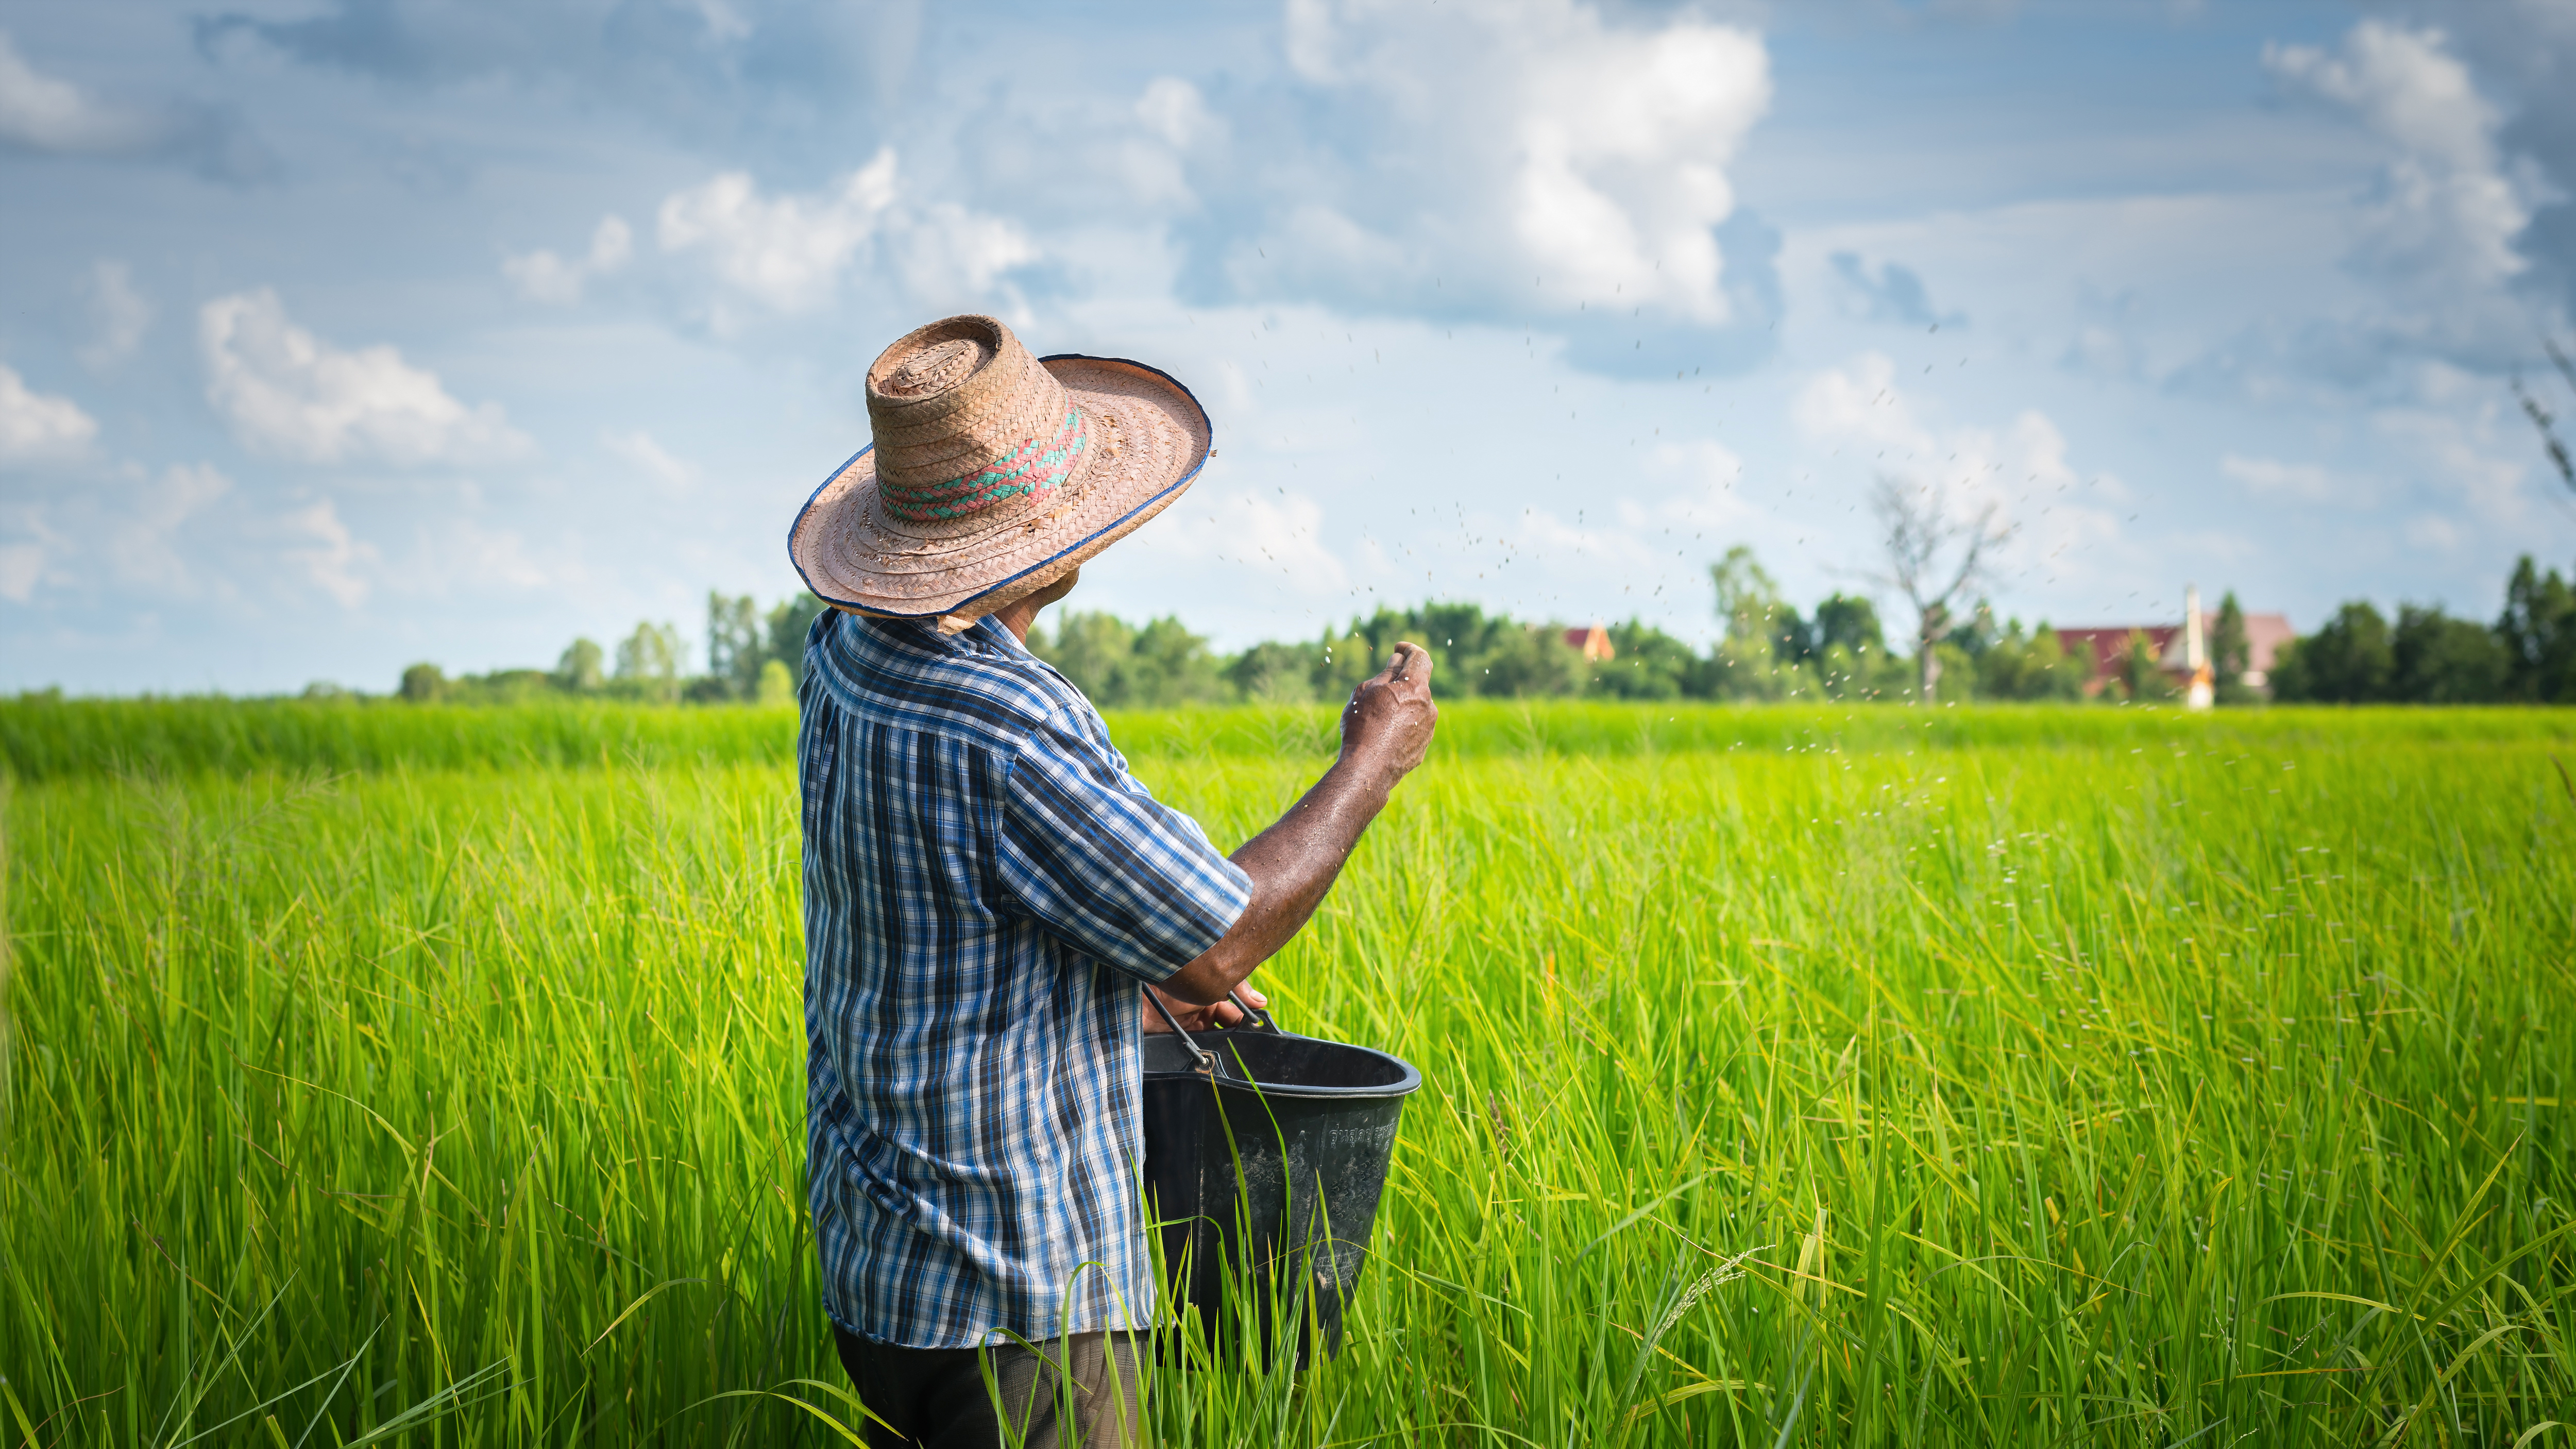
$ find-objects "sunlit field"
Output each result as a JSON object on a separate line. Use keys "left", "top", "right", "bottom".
{"left": 5, "top": 699, "right": 2572, "bottom": 1446}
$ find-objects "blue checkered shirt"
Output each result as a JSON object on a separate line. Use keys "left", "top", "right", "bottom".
{"left": 798, "top": 610, "right": 1253, "bottom": 1349}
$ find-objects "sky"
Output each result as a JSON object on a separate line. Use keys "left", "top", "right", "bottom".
{"left": 3, "top": 0, "right": 2574, "bottom": 694}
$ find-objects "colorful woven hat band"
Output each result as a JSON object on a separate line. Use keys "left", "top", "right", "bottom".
{"left": 878, "top": 406, "right": 1091, "bottom": 524}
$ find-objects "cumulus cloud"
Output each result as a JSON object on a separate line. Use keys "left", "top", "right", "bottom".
{"left": 2269, "top": 24, "right": 2498, "bottom": 172}
{"left": 657, "top": 148, "right": 1036, "bottom": 320}
{"left": 0, "top": 363, "right": 99, "bottom": 460}
{"left": 1176, "top": 0, "right": 1777, "bottom": 375}
{"left": 200, "top": 289, "right": 531, "bottom": 465}
{"left": 2264, "top": 21, "right": 2535, "bottom": 360}
{"left": 2265, "top": 22, "right": 2522, "bottom": 285}
{"left": 659, "top": 154, "right": 900, "bottom": 314}
{"left": 2379, "top": 0, "right": 2576, "bottom": 318}
{"left": 0, "top": 31, "right": 160, "bottom": 153}
{"left": 1137, "top": 77, "right": 1223, "bottom": 151}
{"left": 0, "top": 29, "right": 270, "bottom": 180}
{"left": 279, "top": 498, "right": 376, "bottom": 608}
{"left": 891, "top": 203, "right": 1041, "bottom": 308}
{"left": 503, "top": 215, "right": 633, "bottom": 305}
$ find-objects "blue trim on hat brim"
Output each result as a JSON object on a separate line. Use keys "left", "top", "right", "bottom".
{"left": 786, "top": 352, "right": 1214, "bottom": 621}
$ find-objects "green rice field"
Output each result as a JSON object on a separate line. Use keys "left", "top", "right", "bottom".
{"left": 4, "top": 698, "right": 2573, "bottom": 1445}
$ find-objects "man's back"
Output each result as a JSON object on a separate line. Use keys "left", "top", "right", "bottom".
{"left": 799, "top": 609, "right": 1250, "bottom": 1349}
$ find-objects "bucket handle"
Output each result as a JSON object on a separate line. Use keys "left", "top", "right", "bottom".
{"left": 1226, "top": 988, "right": 1281, "bottom": 1034}
{"left": 1145, "top": 986, "right": 1282, "bottom": 1076}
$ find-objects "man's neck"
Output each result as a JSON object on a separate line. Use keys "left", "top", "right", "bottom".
{"left": 992, "top": 597, "right": 1045, "bottom": 645}
{"left": 989, "top": 567, "right": 1078, "bottom": 644}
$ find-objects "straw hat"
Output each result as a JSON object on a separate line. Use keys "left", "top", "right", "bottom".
{"left": 788, "top": 314, "right": 1213, "bottom": 633}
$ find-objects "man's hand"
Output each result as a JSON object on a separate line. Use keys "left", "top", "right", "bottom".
{"left": 1143, "top": 981, "right": 1268, "bottom": 1035}
{"left": 1152, "top": 641, "right": 1438, "bottom": 1010}
{"left": 1341, "top": 642, "right": 1438, "bottom": 784}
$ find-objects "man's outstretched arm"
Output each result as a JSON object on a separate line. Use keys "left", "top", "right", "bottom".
{"left": 1150, "top": 642, "right": 1438, "bottom": 1025}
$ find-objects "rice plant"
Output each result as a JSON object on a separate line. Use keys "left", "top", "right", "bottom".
{"left": 3, "top": 702, "right": 2570, "bottom": 1444}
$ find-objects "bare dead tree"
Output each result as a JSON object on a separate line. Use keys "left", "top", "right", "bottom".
{"left": 1868, "top": 474, "right": 2010, "bottom": 704}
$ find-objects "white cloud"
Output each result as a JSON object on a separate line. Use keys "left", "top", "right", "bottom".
{"left": 279, "top": 498, "right": 377, "bottom": 608}
{"left": 79, "top": 260, "right": 151, "bottom": 369}
{"left": 2266, "top": 22, "right": 2496, "bottom": 177}
{"left": 656, "top": 148, "right": 1035, "bottom": 319}
{"left": 0, "top": 30, "right": 267, "bottom": 180}
{"left": 1284, "top": 0, "right": 1337, "bottom": 82}
{"left": 1137, "top": 77, "right": 1222, "bottom": 150}
{"left": 2219, "top": 453, "right": 2340, "bottom": 503}
{"left": 1231, "top": 0, "right": 1772, "bottom": 328}
{"left": 658, "top": 151, "right": 899, "bottom": 314}
{"left": 601, "top": 428, "right": 698, "bottom": 492}
{"left": 503, "top": 215, "right": 633, "bottom": 305}
{"left": 890, "top": 203, "right": 1040, "bottom": 306}
{"left": 1121, "top": 79, "right": 1224, "bottom": 210}
{"left": 200, "top": 289, "right": 531, "bottom": 465}
{"left": 2265, "top": 22, "right": 2531, "bottom": 344}
{"left": 0, "top": 363, "right": 99, "bottom": 460}
{"left": 0, "top": 30, "right": 161, "bottom": 153}
{"left": 2399, "top": 1, "right": 2576, "bottom": 311}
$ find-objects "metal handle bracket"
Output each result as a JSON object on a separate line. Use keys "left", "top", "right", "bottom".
{"left": 1146, "top": 988, "right": 1218, "bottom": 1075}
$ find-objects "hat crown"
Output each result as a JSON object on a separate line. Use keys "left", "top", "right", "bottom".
{"left": 880, "top": 336, "right": 989, "bottom": 398}
{"left": 865, "top": 315, "right": 1090, "bottom": 528}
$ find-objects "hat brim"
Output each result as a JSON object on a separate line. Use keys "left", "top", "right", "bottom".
{"left": 787, "top": 354, "right": 1212, "bottom": 623}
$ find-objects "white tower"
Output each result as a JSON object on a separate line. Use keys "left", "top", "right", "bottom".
{"left": 2183, "top": 583, "right": 2214, "bottom": 710}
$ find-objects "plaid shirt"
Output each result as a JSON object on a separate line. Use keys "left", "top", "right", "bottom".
{"left": 798, "top": 610, "right": 1252, "bottom": 1348}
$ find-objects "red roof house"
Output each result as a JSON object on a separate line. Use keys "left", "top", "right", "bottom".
{"left": 2057, "top": 611, "right": 2293, "bottom": 697}
{"left": 1564, "top": 623, "right": 1615, "bottom": 663}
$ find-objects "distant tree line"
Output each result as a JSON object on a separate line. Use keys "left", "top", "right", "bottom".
{"left": 1032, "top": 546, "right": 2099, "bottom": 708}
{"left": 2269, "top": 553, "right": 2576, "bottom": 703}
{"left": 397, "top": 592, "right": 828, "bottom": 705}
{"left": 380, "top": 548, "right": 2576, "bottom": 710}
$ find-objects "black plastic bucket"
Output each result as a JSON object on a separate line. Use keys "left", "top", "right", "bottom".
{"left": 1140, "top": 1006, "right": 1420, "bottom": 1367}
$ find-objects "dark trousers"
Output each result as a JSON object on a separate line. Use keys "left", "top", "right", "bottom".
{"left": 832, "top": 1324, "right": 1142, "bottom": 1448}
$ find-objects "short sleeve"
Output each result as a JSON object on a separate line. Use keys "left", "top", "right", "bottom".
{"left": 998, "top": 722, "right": 1253, "bottom": 983}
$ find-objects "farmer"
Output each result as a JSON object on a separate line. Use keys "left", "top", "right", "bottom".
{"left": 786, "top": 314, "right": 1437, "bottom": 1448}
